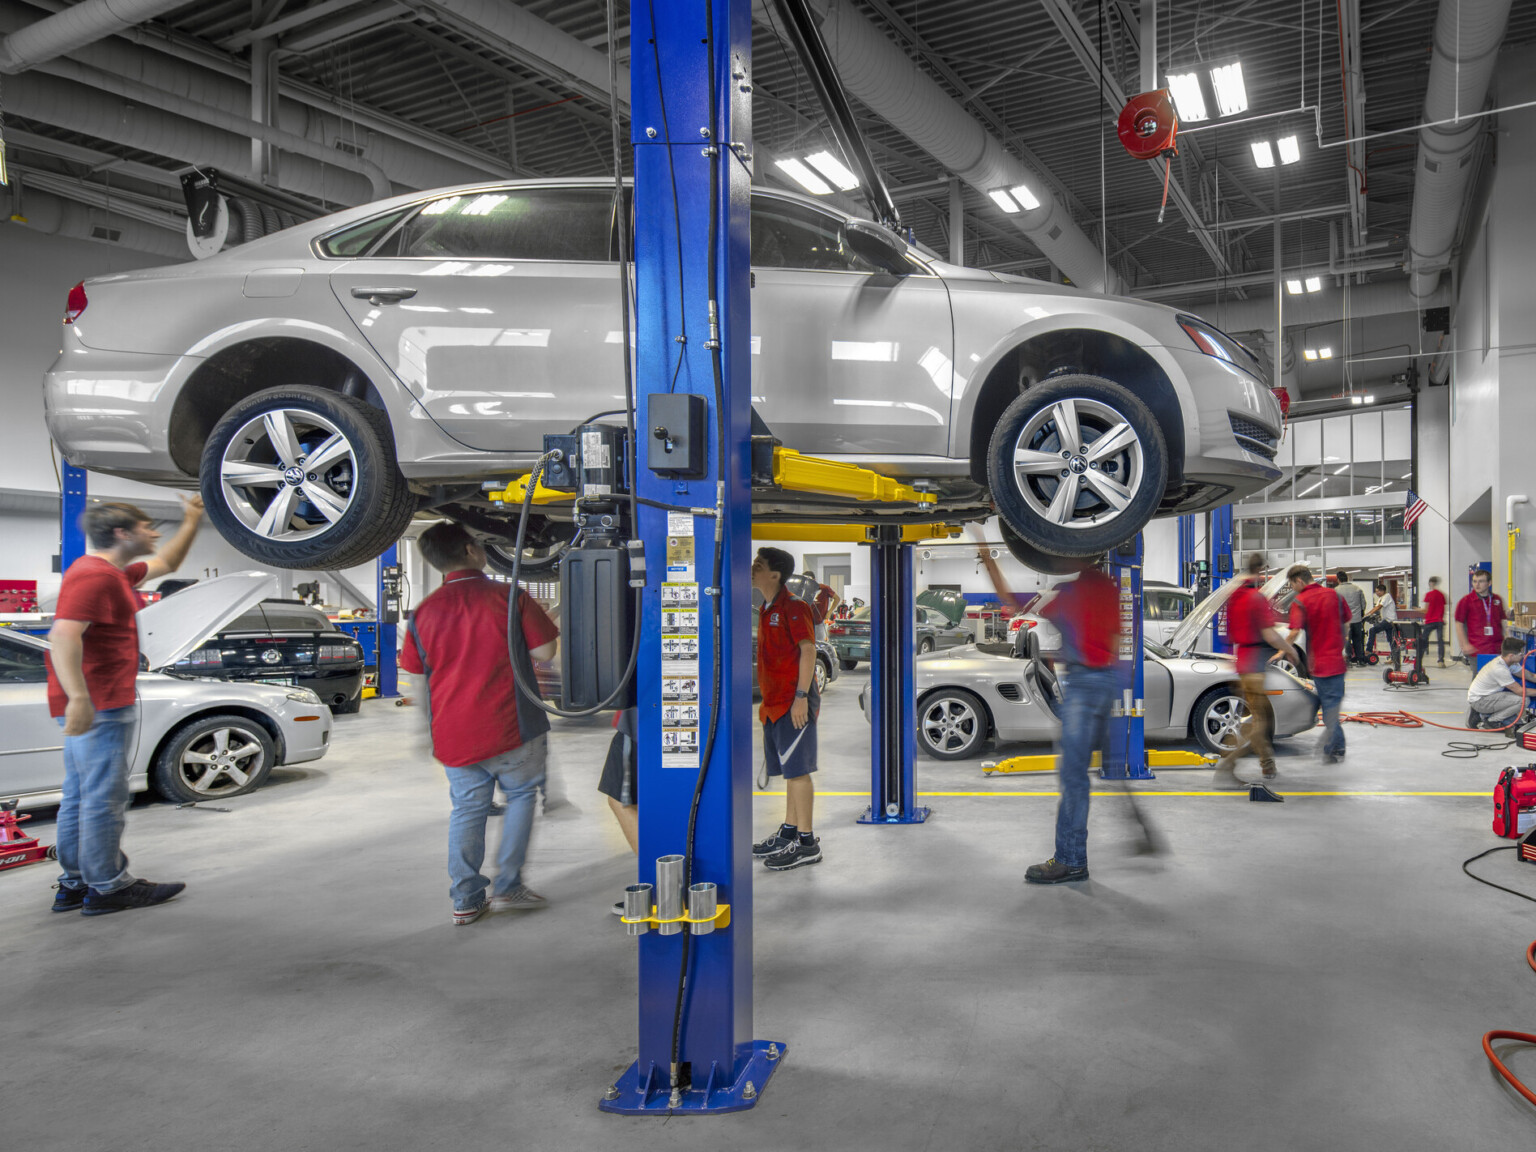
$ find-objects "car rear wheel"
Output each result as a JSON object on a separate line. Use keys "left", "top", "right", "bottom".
{"left": 1191, "top": 686, "right": 1250, "bottom": 754}
{"left": 917, "top": 637, "right": 935, "bottom": 654}
{"left": 483, "top": 523, "right": 578, "bottom": 578}
{"left": 840, "top": 658, "right": 859, "bottom": 671}
{"left": 201, "top": 385, "right": 417, "bottom": 570}
{"left": 813, "top": 658, "right": 829, "bottom": 696}
{"left": 152, "top": 714, "right": 276, "bottom": 803}
{"left": 987, "top": 375, "right": 1167, "bottom": 558}
{"left": 917, "top": 688, "right": 989, "bottom": 760}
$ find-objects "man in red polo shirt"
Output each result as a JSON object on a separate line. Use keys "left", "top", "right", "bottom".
{"left": 47, "top": 497, "right": 203, "bottom": 916}
{"left": 1419, "top": 576, "right": 1447, "bottom": 668}
{"left": 1213, "top": 555, "right": 1300, "bottom": 787}
{"left": 1455, "top": 568, "right": 1505, "bottom": 673}
{"left": 751, "top": 546, "right": 822, "bottom": 871}
{"left": 401, "top": 522, "right": 559, "bottom": 925}
{"left": 1286, "top": 564, "right": 1350, "bottom": 764}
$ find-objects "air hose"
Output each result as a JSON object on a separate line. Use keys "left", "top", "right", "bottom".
{"left": 1479, "top": 941, "right": 1536, "bottom": 1107}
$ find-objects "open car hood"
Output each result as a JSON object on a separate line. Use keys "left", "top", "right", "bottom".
{"left": 1166, "top": 570, "right": 1289, "bottom": 655}
{"left": 916, "top": 588, "right": 968, "bottom": 627}
{"left": 138, "top": 571, "right": 279, "bottom": 671}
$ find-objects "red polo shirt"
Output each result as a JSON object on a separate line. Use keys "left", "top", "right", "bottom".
{"left": 1288, "top": 582, "right": 1350, "bottom": 678}
{"left": 400, "top": 570, "right": 559, "bottom": 767}
{"left": 46, "top": 556, "right": 149, "bottom": 717}
{"left": 1227, "top": 579, "right": 1278, "bottom": 674}
{"left": 1455, "top": 590, "right": 1505, "bottom": 655}
{"left": 1037, "top": 567, "right": 1119, "bottom": 668}
{"left": 1423, "top": 588, "right": 1446, "bottom": 625}
{"left": 758, "top": 588, "right": 815, "bottom": 723}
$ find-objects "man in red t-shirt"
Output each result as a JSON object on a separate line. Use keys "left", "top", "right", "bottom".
{"left": 752, "top": 548, "right": 822, "bottom": 871}
{"left": 1213, "top": 555, "right": 1300, "bottom": 787}
{"left": 47, "top": 497, "right": 203, "bottom": 916}
{"left": 401, "top": 523, "right": 560, "bottom": 925}
{"left": 1419, "top": 576, "right": 1447, "bottom": 668}
{"left": 1455, "top": 568, "right": 1506, "bottom": 670}
{"left": 1286, "top": 565, "right": 1351, "bottom": 764}
{"left": 804, "top": 570, "right": 842, "bottom": 629}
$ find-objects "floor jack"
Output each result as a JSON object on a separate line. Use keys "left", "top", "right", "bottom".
{"left": 1382, "top": 622, "right": 1429, "bottom": 687}
{"left": 0, "top": 800, "right": 54, "bottom": 872}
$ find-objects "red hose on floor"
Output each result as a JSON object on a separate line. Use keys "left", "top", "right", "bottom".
{"left": 1482, "top": 943, "right": 1536, "bottom": 1107}
{"left": 1339, "top": 676, "right": 1531, "bottom": 734}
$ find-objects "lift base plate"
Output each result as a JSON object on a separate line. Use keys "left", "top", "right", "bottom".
{"left": 858, "top": 804, "right": 932, "bottom": 825}
{"left": 598, "top": 1039, "right": 787, "bottom": 1115}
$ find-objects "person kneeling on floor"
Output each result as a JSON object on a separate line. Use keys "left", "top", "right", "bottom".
{"left": 751, "top": 546, "right": 823, "bottom": 871}
{"left": 401, "top": 523, "right": 560, "bottom": 926}
{"left": 1466, "top": 637, "right": 1536, "bottom": 730}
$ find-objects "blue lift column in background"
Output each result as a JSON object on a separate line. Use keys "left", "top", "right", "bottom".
{"left": 1100, "top": 534, "right": 1154, "bottom": 781}
{"left": 374, "top": 543, "right": 400, "bottom": 698}
{"left": 605, "top": 0, "right": 778, "bottom": 1116}
{"left": 1208, "top": 504, "right": 1234, "bottom": 654}
{"left": 61, "top": 462, "right": 87, "bottom": 570}
{"left": 860, "top": 529, "right": 929, "bottom": 824}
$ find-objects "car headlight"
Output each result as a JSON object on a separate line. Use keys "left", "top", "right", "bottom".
{"left": 285, "top": 688, "right": 322, "bottom": 705}
{"left": 1177, "top": 314, "right": 1266, "bottom": 377}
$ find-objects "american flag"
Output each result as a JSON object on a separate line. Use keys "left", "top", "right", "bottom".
{"left": 1403, "top": 489, "right": 1430, "bottom": 531}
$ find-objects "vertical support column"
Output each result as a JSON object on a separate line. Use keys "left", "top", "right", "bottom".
{"left": 1139, "top": 0, "right": 1158, "bottom": 93}
{"left": 1209, "top": 504, "right": 1234, "bottom": 653}
{"left": 375, "top": 542, "right": 399, "bottom": 699}
{"left": 607, "top": 0, "right": 780, "bottom": 1116}
{"left": 859, "top": 530, "right": 929, "bottom": 825}
{"left": 1101, "top": 535, "right": 1153, "bottom": 780}
{"left": 947, "top": 177, "right": 964, "bottom": 266}
{"left": 60, "top": 462, "right": 87, "bottom": 571}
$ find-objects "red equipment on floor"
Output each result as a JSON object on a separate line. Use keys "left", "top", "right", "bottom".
{"left": 1382, "top": 621, "right": 1428, "bottom": 686}
{"left": 0, "top": 800, "right": 52, "bottom": 872}
{"left": 1492, "top": 766, "right": 1536, "bottom": 839}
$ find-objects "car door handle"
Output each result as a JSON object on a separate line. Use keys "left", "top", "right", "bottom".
{"left": 350, "top": 286, "right": 417, "bottom": 304}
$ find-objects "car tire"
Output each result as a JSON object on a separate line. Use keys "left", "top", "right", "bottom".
{"left": 987, "top": 375, "right": 1168, "bottom": 558}
{"left": 482, "top": 516, "right": 579, "bottom": 578}
{"left": 996, "top": 519, "right": 1096, "bottom": 576}
{"left": 840, "top": 658, "right": 859, "bottom": 671}
{"left": 917, "top": 637, "right": 935, "bottom": 654}
{"left": 813, "top": 658, "right": 829, "bottom": 696}
{"left": 332, "top": 695, "right": 362, "bottom": 715}
{"left": 917, "top": 688, "right": 989, "bottom": 760}
{"left": 201, "top": 385, "right": 417, "bottom": 570}
{"left": 1273, "top": 649, "right": 1310, "bottom": 679}
{"left": 151, "top": 714, "right": 276, "bottom": 804}
{"left": 1191, "top": 685, "right": 1250, "bottom": 755}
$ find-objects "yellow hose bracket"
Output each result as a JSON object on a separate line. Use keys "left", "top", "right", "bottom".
{"left": 752, "top": 522, "right": 962, "bottom": 543}
{"left": 620, "top": 903, "right": 732, "bottom": 930}
{"left": 770, "top": 447, "right": 937, "bottom": 505}
{"left": 485, "top": 474, "right": 575, "bottom": 506}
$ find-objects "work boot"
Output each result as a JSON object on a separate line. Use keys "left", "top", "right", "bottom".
{"left": 81, "top": 878, "right": 185, "bottom": 917}
{"left": 1025, "top": 858, "right": 1089, "bottom": 884}
{"left": 1466, "top": 710, "right": 1483, "bottom": 730}
{"left": 51, "top": 882, "right": 86, "bottom": 913}
{"left": 1260, "top": 760, "right": 1278, "bottom": 780}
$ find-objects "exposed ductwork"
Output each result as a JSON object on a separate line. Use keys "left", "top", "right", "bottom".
{"left": 0, "top": 0, "right": 189, "bottom": 73}
{"left": 7, "top": 185, "right": 187, "bottom": 259}
{"left": 1407, "top": 0, "right": 1514, "bottom": 300}
{"left": 1189, "top": 280, "right": 1451, "bottom": 336}
{"left": 757, "top": 0, "right": 1120, "bottom": 294}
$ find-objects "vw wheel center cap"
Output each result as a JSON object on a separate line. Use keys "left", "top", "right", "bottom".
{"left": 283, "top": 465, "right": 306, "bottom": 486}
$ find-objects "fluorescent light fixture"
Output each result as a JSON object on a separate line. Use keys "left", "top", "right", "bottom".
{"left": 1318, "top": 347, "right": 1333, "bottom": 359}
{"left": 1303, "top": 349, "right": 1318, "bottom": 361}
{"left": 1305, "top": 276, "right": 1323, "bottom": 292}
{"left": 1210, "top": 61, "right": 1248, "bottom": 117}
{"left": 1009, "top": 184, "right": 1040, "bottom": 211}
{"left": 988, "top": 188, "right": 1021, "bottom": 214}
{"left": 775, "top": 158, "right": 832, "bottom": 195}
{"left": 1251, "top": 141, "right": 1275, "bottom": 169}
{"left": 1166, "top": 72, "right": 1208, "bottom": 122}
{"left": 803, "top": 151, "right": 861, "bottom": 191}
{"left": 1286, "top": 279, "right": 1304, "bottom": 295}
{"left": 1363, "top": 394, "right": 1374, "bottom": 403}
{"left": 421, "top": 197, "right": 460, "bottom": 215}
{"left": 1277, "top": 135, "right": 1301, "bottom": 165}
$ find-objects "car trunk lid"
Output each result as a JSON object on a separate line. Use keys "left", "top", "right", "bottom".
{"left": 138, "top": 572, "right": 279, "bottom": 672}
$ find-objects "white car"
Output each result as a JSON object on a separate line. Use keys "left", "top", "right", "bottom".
{"left": 0, "top": 573, "right": 333, "bottom": 809}
{"left": 1009, "top": 581, "right": 1195, "bottom": 651}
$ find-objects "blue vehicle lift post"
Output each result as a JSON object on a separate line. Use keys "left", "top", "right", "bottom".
{"left": 859, "top": 527, "right": 929, "bottom": 824}
{"left": 1099, "top": 534, "right": 1154, "bottom": 780}
{"left": 604, "top": 0, "right": 780, "bottom": 1115}
{"left": 1208, "top": 504, "right": 1234, "bottom": 654}
{"left": 60, "top": 462, "right": 87, "bottom": 570}
{"left": 374, "top": 543, "right": 400, "bottom": 698}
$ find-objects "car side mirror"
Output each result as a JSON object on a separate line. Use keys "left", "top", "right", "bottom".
{"left": 845, "top": 220, "right": 911, "bottom": 276}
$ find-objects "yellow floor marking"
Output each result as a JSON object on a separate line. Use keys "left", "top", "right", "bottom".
{"left": 755, "top": 790, "right": 1485, "bottom": 798}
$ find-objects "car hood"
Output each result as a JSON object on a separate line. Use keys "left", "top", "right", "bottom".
{"left": 1166, "top": 570, "right": 1288, "bottom": 655}
{"left": 138, "top": 572, "right": 280, "bottom": 671}
{"left": 915, "top": 588, "right": 968, "bottom": 627}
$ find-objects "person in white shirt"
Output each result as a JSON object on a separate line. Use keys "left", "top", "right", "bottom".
{"left": 1364, "top": 581, "right": 1399, "bottom": 658}
{"left": 1467, "top": 637, "right": 1536, "bottom": 728}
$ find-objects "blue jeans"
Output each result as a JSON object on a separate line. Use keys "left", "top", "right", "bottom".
{"left": 1313, "top": 674, "right": 1346, "bottom": 758}
{"left": 1055, "top": 665, "right": 1119, "bottom": 868}
{"left": 55, "top": 706, "right": 138, "bottom": 894}
{"left": 444, "top": 735, "right": 546, "bottom": 910}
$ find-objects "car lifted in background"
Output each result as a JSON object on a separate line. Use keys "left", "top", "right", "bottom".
{"left": 45, "top": 183, "right": 1282, "bottom": 574}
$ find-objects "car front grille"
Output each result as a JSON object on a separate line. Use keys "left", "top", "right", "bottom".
{"left": 1228, "top": 414, "right": 1279, "bottom": 459}
{"left": 996, "top": 683, "right": 1023, "bottom": 702}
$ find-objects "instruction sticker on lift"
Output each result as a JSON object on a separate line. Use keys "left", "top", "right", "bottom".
{"left": 662, "top": 726, "right": 700, "bottom": 767}
{"left": 660, "top": 570, "right": 702, "bottom": 767}
{"left": 661, "top": 676, "right": 699, "bottom": 701}
{"left": 666, "top": 511, "right": 695, "bottom": 583}
{"left": 1118, "top": 571, "right": 1136, "bottom": 662}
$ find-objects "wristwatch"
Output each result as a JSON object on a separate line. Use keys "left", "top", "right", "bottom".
{"left": 795, "top": 689, "right": 808, "bottom": 699}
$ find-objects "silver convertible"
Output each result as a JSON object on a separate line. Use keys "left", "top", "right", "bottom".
{"left": 1, "top": 574, "right": 333, "bottom": 809}
{"left": 862, "top": 575, "right": 1319, "bottom": 759}
{"left": 45, "top": 180, "right": 1283, "bottom": 573}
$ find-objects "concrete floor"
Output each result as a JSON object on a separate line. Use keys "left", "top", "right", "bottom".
{"left": 5, "top": 659, "right": 1536, "bottom": 1150}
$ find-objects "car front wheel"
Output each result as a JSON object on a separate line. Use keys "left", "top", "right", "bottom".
{"left": 987, "top": 375, "right": 1167, "bottom": 558}
{"left": 152, "top": 715, "right": 276, "bottom": 803}
{"left": 813, "top": 658, "right": 829, "bottom": 695}
{"left": 917, "top": 688, "right": 989, "bottom": 760}
{"left": 201, "top": 385, "right": 417, "bottom": 570}
{"left": 1191, "top": 686, "right": 1250, "bottom": 754}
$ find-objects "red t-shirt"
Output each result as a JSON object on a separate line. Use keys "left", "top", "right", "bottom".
{"left": 1227, "top": 580, "right": 1278, "bottom": 674}
{"left": 1454, "top": 590, "right": 1505, "bottom": 655}
{"left": 400, "top": 570, "right": 559, "bottom": 768}
{"left": 1422, "top": 588, "right": 1446, "bottom": 625}
{"left": 1038, "top": 567, "right": 1120, "bottom": 668}
{"left": 1288, "top": 582, "right": 1350, "bottom": 678}
{"left": 812, "top": 583, "right": 836, "bottom": 625}
{"left": 46, "top": 557, "right": 149, "bottom": 717}
{"left": 758, "top": 589, "right": 815, "bottom": 723}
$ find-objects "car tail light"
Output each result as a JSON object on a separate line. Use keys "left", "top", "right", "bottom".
{"left": 829, "top": 625, "right": 845, "bottom": 635}
{"left": 64, "top": 282, "right": 88, "bottom": 324}
{"left": 1008, "top": 618, "right": 1036, "bottom": 632}
{"left": 319, "top": 642, "right": 362, "bottom": 663}
{"left": 176, "top": 645, "right": 223, "bottom": 669}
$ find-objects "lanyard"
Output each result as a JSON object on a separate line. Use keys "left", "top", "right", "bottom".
{"left": 1477, "top": 593, "right": 1495, "bottom": 625}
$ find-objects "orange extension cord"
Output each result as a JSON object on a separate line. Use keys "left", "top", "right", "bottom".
{"left": 1481, "top": 942, "right": 1536, "bottom": 1108}
{"left": 1339, "top": 673, "right": 1532, "bottom": 735}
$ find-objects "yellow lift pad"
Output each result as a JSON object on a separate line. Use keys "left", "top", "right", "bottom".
{"left": 752, "top": 522, "right": 964, "bottom": 543}
{"left": 982, "top": 749, "right": 1216, "bottom": 776}
{"left": 485, "top": 473, "right": 575, "bottom": 506}
{"left": 769, "top": 447, "right": 937, "bottom": 505}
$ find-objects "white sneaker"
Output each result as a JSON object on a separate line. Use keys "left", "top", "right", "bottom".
{"left": 490, "top": 885, "right": 547, "bottom": 912}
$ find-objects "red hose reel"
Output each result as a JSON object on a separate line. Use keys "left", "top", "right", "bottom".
{"left": 1116, "top": 89, "right": 1180, "bottom": 160}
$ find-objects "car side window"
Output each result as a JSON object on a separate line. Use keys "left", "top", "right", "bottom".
{"left": 750, "top": 196, "right": 880, "bottom": 273}
{"left": 317, "top": 208, "right": 411, "bottom": 257}
{"left": 0, "top": 634, "right": 48, "bottom": 683}
{"left": 393, "top": 188, "right": 614, "bottom": 261}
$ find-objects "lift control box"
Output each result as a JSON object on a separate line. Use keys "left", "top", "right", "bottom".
{"left": 560, "top": 537, "right": 635, "bottom": 711}
{"left": 646, "top": 393, "right": 708, "bottom": 478}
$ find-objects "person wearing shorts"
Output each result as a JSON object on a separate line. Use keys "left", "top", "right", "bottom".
{"left": 597, "top": 708, "right": 638, "bottom": 913}
{"left": 751, "top": 546, "right": 822, "bottom": 871}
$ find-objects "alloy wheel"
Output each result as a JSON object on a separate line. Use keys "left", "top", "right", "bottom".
{"left": 921, "top": 695, "right": 981, "bottom": 756}
{"left": 1009, "top": 397, "right": 1145, "bottom": 530}
{"left": 178, "top": 726, "right": 266, "bottom": 796}
{"left": 220, "top": 409, "right": 358, "bottom": 542}
{"left": 1200, "top": 694, "right": 1250, "bottom": 749}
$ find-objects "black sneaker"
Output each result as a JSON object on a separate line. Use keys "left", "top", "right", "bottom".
{"left": 51, "top": 883, "right": 86, "bottom": 913}
{"left": 753, "top": 830, "right": 796, "bottom": 858}
{"left": 1025, "top": 858, "right": 1089, "bottom": 885}
{"left": 764, "top": 838, "right": 822, "bottom": 871}
{"left": 81, "top": 878, "right": 186, "bottom": 917}
{"left": 1466, "top": 710, "right": 1483, "bottom": 730}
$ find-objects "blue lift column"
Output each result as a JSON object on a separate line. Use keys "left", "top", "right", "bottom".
{"left": 606, "top": 0, "right": 779, "bottom": 1116}
{"left": 374, "top": 544, "right": 401, "bottom": 698}
{"left": 859, "top": 528, "right": 929, "bottom": 824}
{"left": 60, "top": 462, "right": 87, "bottom": 570}
{"left": 1208, "top": 504, "right": 1234, "bottom": 654}
{"left": 1100, "top": 534, "right": 1154, "bottom": 780}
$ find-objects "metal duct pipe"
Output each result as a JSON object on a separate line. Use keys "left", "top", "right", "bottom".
{"left": 1189, "top": 280, "right": 1451, "bottom": 335}
{"left": 12, "top": 165, "right": 184, "bottom": 231}
{"left": 8, "top": 186, "right": 187, "bottom": 259}
{"left": 3, "top": 70, "right": 377, "bottom": 204}
{"left": 1407, "top": 0, "right": 1514, "bottom": 300}
{"left": 758, "top": 0, "right": 1120, "bottom": 294}
{"left": 0, "top": 0, "right": 189, "bottom": 73}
